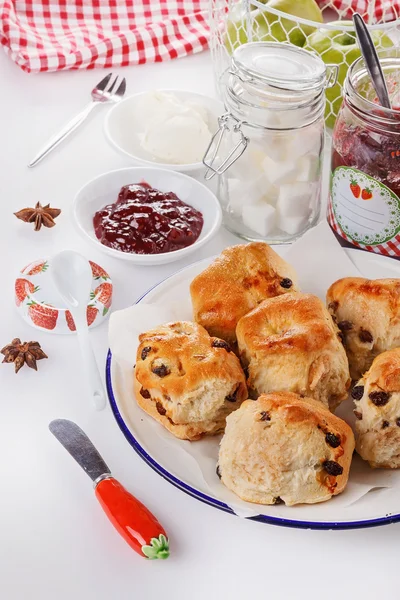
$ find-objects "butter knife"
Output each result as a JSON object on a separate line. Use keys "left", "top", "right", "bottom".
{"left": 49, "top": 419, "right": 169, "bottom": 559}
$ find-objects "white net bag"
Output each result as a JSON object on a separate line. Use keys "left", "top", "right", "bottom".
{"left": 210, "top": 0, "right": 400, "bottom": 129}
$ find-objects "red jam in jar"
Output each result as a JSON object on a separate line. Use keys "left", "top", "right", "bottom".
{"left": 93, "top": 182, "right": 203, "bottom": 255}
{"left": 329, "top": 52, "right": 400, "bottom": 258}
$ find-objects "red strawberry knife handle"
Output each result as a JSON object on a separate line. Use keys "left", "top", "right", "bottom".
{"left": 95, "top": 477, "right": 170, "bottom": 559}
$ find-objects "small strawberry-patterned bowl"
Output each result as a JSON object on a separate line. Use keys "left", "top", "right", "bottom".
{"left": 15, "top": 257, "right": 113, "bottom": 334}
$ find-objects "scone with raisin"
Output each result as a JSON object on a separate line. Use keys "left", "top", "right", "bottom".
{"left": 327, "top": 277, "right": 400, "bottom": 380}
{"left": 352, "top": 348, "right": 400, "bottom": 468}
{"left": 134, "top": 321, "right": 247, "bottom": 441}
{"left": 218, "top": 392, "right": 355, "bottom": 506}
{"left": 236, "top": 293, "right": 350, "bottom": 410}
{"left": 190, "top": 242, "right": 298, "bottom": 347}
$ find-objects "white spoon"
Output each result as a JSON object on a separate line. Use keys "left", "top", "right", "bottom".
{"left": 52, "top": 250, "right": 106, "bottom": 411}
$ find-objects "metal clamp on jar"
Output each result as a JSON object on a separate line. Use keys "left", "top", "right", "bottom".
{"left": 204, "top": 42, "right": 338, "bottom": 243}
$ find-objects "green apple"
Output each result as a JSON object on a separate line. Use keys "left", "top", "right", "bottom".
{"left": 225, "top": 0, "right": 323, "bottom": 54}
{"left": 259, "top": 0, "right": 323, "bottom": 47}
{"left": 305, "top": 21, "right": 393, "bottom": 129}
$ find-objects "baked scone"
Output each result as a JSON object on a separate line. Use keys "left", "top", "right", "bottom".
{"left": 327, "top": 277, "right": 400, "bottom": 380}
{"left": 134, "top": 321, "right": 247, "bottom": 441}
{"left": 352, "top": 348, "right": 400, "bottom": 468}
{"left": 236, "top": 293, "right": 350, "bottom": 410}
{"left": 218, "top": 392, "right": 355, "bottom": 506}
{"left": 190, "top": 242, "right": 298, "bottom": 346}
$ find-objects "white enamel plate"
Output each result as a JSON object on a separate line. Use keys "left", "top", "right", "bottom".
{"left": 106, "top": 249, "right": 400, "bottom": 529}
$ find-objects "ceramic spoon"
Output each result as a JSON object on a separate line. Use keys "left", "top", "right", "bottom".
{"left": 52, "top": 250, "right": 106, "bottom": 411}
{"left": 353, "top": 13, "right": 391, "bottom": 109}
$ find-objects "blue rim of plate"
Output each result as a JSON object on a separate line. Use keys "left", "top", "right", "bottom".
{"left": 106, "top": 259, "right": 400, "bottom": 530}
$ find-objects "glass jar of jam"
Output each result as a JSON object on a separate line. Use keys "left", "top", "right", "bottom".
{"left": 329, "top": 51, "right": 400, "bottom": 258}
{"left": 203, "top": 42, "right": 337, "bottom": 243}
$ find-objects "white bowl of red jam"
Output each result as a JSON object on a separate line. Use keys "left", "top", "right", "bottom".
{"left": 72, "top": 167, "right": 222, "bottom": 265}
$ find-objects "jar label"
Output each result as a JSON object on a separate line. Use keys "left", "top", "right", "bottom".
{"left": 330, "top": 166, "right": 400, "bottom": 246}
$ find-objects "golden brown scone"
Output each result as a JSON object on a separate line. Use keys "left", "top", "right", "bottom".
{"left": 218, "top": 392, "right": 355, "bottom": 506}
{"left": 327, "top": 277, "right": 400, "bottom": 380}
{"left": 236, "top": 293, "right": 350, "bottom": 411}
{"left": 190, "top": 242, "right": 298, "bottom": 346}
{"left": 134, "top": 321, "right": 247, "bottom": 441}
{"left": 352, "top": 348, "right": 400, "bottom": 468}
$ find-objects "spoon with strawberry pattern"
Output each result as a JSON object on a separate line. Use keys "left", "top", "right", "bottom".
{"left": 52, "top": 250, "right": 106, "bottom": 411}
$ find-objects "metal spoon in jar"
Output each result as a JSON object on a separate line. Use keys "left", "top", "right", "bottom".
{"left": 352, "top": 12, "right": 391, "bottom": 109}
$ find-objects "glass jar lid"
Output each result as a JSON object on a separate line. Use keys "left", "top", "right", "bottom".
{"left": 232, "top": 42, "right": 327, "bottom": 93}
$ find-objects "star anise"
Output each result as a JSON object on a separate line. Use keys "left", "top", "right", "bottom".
{"left": 1, "top": 338, "right": 48, "bottom": 373}
{"left": 14, "top": 202, "right": 61, "bottom": 231}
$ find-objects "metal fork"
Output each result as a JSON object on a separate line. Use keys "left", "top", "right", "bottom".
{"left": 28, "top": 73, "right": 127, "bottom": 167}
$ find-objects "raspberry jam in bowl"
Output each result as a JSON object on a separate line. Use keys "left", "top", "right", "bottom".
{"left": 93, "top": 182, "right": 203, "bottom": 255}
{"left": 73, "top": 167, "right": 222, "bottom": 265}
{"left": 329, "top": 51, "right": 400, "bottom": 258}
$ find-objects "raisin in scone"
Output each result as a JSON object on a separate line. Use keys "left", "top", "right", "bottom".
{"left": 236, "top": 293, "right": 350, "bottom": 410}
{"left": 327, "top": 277, "right": 400, "bottom": 380}
{"left": 218, "top": 392, "right": 355, "bottom": 506}
{"left": 190, "top": 242, "right": 298, "bottom": 347}
{"left": 134, "top": 321, "right": 247, "bottom": 441}
{"left": 352, "top": 348, "right": 400, "bottom": 468}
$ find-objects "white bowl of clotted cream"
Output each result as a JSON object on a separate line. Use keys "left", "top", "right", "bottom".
{"left": 104, "top": 90, "right": 224, "bottom": 173}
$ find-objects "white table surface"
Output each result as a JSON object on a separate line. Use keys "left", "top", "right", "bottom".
{"left": 1, "top": 48, "right": 399, "bottom": 600}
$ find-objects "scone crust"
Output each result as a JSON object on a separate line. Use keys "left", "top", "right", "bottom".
{"left": 218, "top": 392, "right": 355, "bottom": 506}
{"left": 327, "top": 277, "right": 400, "bottom": 380}
{"left": 353, "top": 348, "right": 400, "bottom": 468}
{"left": 190, "top": 242, "right": 298, "bottom": 346}
{"left": 134, "top": 321, "right": 247, "bottom": 440}
{"left": 236, "top": 293, "right": 350, "bottom": 410}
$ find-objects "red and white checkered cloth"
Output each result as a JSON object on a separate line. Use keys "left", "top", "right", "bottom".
{"left": 1, "top": 1, "right": 399, "bottom": 75}
{"left": 317, "top": 0, "right": 400, "bottom": 23}
{"left": 0, "top": 0, "right": 209, "bottom": 73}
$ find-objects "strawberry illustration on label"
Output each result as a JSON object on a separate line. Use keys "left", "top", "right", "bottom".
{"left": 90, "top": 282, "right": 113, "bottom": 316}
{"left": 349, "top": 178, "right": 361, "bottom": 198}
{"left": 22, "top": 260, "right": 48, "bottom": 276}
{"left": 361, "top": 187, "right": 373, "bottom": 200}
{"left": 89, "top": 261, "right": 109, "bottom": 281}
{"left": 331, "top": 166, "right": 400, "bottom": 248}
{"left": 65, "top": 306, "right": 99, "bottom": 331}
{"left": 15, "top": 279, "right": 39, "bottom": 307}
{"left": 27, "top": 301, "right": 58, "bottom": 330}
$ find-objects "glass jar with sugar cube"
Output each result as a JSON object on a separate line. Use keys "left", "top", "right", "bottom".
{"left": 203, "top": 42, "right": 338, "bottom": 242}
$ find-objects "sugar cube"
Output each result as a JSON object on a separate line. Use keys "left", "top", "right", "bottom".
{"left": 262, "top": 154, "right": 298, "bottom": 186}
{"left": 284, "top": 127, "right": 322, "bottom": 160}
{"left": 265, "top": 185, "right": 279, "bottom": 207}
{"left": 229, "top": 146, "right": 264, "bottom": 180}
{"left": 242, "top": 203, "right": 276, "bottom": 237}
{"left": 278, "top": 214, "right": 309, "bottom": 235}
{"left": 261, "top": 135, "right": 288, "bottom": 162}
{"left": 276, "top": 182, "right": 314, "bottom": 218}
{"left": 297, "top": 155, "right": 320, "bottom": 182}
{"left": 227, "top": 174, "right": 271, "bottom": 215}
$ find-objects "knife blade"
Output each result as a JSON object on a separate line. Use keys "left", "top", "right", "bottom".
{"left": 49, "top": 419, "right": 111, "bottom": 483}
{"left": 49, "top": 419, "right": 170, "bottom": 559}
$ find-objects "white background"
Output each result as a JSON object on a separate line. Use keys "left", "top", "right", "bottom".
{"left": 1, "top": 48, "right": 399, "bottom": 600}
